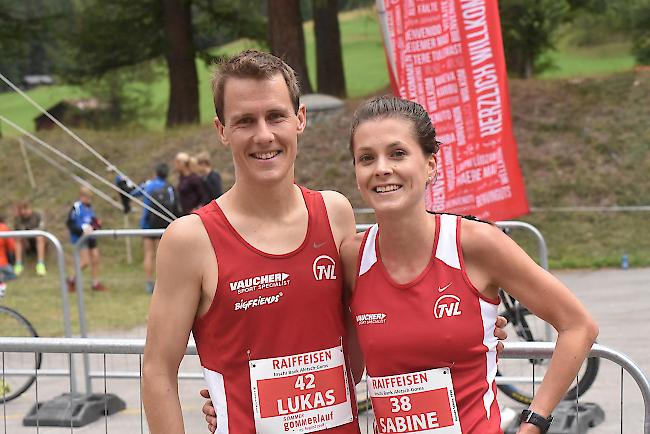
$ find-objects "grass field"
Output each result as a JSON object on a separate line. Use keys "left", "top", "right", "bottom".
{"left": 540, "top": 39, "right": 636, "bottom": 79}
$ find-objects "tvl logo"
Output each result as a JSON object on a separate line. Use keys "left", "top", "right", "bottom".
{"left": 434, "top": 295, "right": 462, "bottom": 319}
{"left": 313, "top": 255, "right": 337, "bottom": 281}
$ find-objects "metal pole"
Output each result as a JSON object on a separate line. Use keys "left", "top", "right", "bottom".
{"left": 73, "top": 228, "right": 165, "bottom": 393}
{"left": 124, "top": 214, "right": 132, "bottom": 264}
{"left": 0, "top": 230, "right": 76, "bottom": 393}
{"left": 18, "top": 138, "right": 37, "bottom": 189}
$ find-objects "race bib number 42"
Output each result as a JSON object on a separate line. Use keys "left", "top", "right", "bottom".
{"left": 367, "top": 368, "right": 461, "bottom": 434}
{"left": 250, "top": 344, "right": 353, "bottom": 433}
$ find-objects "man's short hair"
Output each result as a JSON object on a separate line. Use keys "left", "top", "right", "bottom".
{"left": 196, "top": 151, "right": 211, "bottom": 166}
{"left": 155, "top": 163, "right": 169, "bottom": 179}
{"left": 211, "top": 50, "right": 301, "bottom": 124}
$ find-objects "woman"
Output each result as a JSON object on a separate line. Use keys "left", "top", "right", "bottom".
{"left": 339, "top": 96, "right": 597, "bottom": 433}
{"left": 202, "top": 96, "right": 597, "bottom": 433}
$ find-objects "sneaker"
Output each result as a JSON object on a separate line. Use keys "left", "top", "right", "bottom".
{"left": 92, "top": 282, "right": 109, "bottom": 292}
{"left": 14, "top": 263, "right": 23, "bottom": 276}
{"left": 145, "top": 281, "right": 155, "bottom": 294}
{"left": 0, "top": 282, "right": 6, "bottom": 298}
{"left": 35, "top": 262, "right": 47, "bottom": 276}
{"left": 67, "top": 277, "right": 76, "bottom": 293}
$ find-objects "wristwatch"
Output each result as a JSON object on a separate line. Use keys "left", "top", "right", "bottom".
{"left": 520, "top": 409, "right": 553, "bottom": 433}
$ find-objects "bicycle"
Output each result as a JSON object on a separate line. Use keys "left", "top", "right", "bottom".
{"left": 496, "top": 289, "right": 600, "bottom": 405}
{"left": 0, "top": 292, "right": 42, "bottom": 403}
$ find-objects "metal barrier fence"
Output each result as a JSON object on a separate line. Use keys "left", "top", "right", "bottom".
{"left": 0, "top": 230, "right": 78, "bottom": 394}
{"left": 1, "top": 338, "right": 649, "bottom": 433}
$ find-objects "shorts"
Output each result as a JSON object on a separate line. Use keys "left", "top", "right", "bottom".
{"left": 0, "top": 265, "right": 17, "bottom": 282}
{"left": 78, "top": 238, "right": 98, "bottom": 250}
{"left": 21, "top": 238, "right": 37, "bottom": 255}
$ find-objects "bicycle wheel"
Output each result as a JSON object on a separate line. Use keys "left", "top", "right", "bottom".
{"left": 0, "top": 306, "right": 42, "bottom": 403}
{"left": 496, "top": 306, "right": 599, "bottom": 405}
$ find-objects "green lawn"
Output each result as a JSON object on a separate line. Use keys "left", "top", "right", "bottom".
{"left": 541, "top": 40, "right": 636, "bottom": 79}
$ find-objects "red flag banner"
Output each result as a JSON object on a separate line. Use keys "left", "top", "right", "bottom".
{"left": 377, "top": 0, "right": 529, "bottom": 220}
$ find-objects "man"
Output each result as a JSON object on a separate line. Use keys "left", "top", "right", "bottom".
{"left": 12, "top": 201, "right": 47, "bottom": 276}
{"left": 195, "top": 151, "right": 223, "bottom": 203}
{"left": 174, "top": 152, "right": 209, "bottom": 215}
{"left": 131, "top": 163, "right": 178, "bottom": 294}
{"left": 66, "top": 186, "right": 108, "bottom": 292}
{"left": 143, "top": 50, "right": 360, "bottom": 434}
{"left": 142, "top": 51, "right": 505, "bottom": 434}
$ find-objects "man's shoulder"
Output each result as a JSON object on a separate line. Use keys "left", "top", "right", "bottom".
{"left": 319, "top": 190, "right": 352, "bottom": 210}
{"left": 160, "top": 214, "right": 210, "bottom": 250}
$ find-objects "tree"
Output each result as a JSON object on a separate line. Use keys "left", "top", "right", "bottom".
{"left": 312, "top": 0, "right": 346, "bottom": 97}
{"left": 161, "top": 0, "right": 199, "bottom": 126}
{"left": 0, "top": 0, "right": 67, "bottom": 87}
{"left": 61, "top": 0, "right": 264, "bottom": 127}
{"left": 499, "top": 0, "right": 571, "bottom": 78}
{"left": 268, "top": 0, "right": 313, "bottom": 93}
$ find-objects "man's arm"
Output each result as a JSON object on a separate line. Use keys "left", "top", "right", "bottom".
{"left": 143, "top": 215, "right": 212, "bottom": 434}
{"left": 320, "top": 191, "right": 365, "bottom": 381}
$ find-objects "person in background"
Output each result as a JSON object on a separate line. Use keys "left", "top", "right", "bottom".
{"left": 196, "top": 151, "right": 223, "bottom": 204}
{"left": 131, "top": 163, "right": 178, "bottom": 294}
{"left": 0, "top": 211, "right": 17, "bottom": 297}
{"left": 13, "top": 201, "right": 47, "bottom": 276}
{"left": 66, "top": 186, "right": 108, "bottom": 292}
{"left": 174, "top": 152, "right": 209, "bottom": 215}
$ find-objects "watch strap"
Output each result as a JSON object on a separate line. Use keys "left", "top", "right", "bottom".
{"left": 520, "top": 409, "right": 553, "bottom": 433}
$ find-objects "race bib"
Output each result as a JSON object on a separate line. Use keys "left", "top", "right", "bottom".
{"left": 249, "top": 344, "right": 353, "bottom": 433}
{"left": 367, "top": 368, "right": 461, "bottom": 434}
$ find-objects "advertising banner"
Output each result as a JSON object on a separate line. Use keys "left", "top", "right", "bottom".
{"left": 377, "top": 0, "right": 529, "bottom": 220}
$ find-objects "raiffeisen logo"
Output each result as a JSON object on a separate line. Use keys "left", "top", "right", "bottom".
{"left": 235, "top": 292, "right": 284, "bottom": 311}
{"left": 355, "top": 313, "right": 387, "bottom": 325}
{"left": 229, "top": 273, "right": 290, "bottom": 294}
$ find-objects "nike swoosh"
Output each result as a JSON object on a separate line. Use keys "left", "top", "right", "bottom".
{"left": 313, "top": 242, "right": 326, "bottom": 249}
{"left": 437, "top": 282, "right": 452, "bottom": 293}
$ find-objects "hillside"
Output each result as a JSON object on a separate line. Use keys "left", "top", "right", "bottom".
{"left": 1, "top": 71, "right": 650, "bottom": 271}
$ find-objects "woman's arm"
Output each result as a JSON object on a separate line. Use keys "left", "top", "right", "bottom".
{"left": 462, "top": 221, "right": 598, "bottom": 432}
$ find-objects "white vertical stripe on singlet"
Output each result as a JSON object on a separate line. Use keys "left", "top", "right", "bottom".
{"left": 479, "top": 299, "right": 499, "bottom": 419}
{"left": 359, "top": 224, "right": 379, "bottom": 276}
{"left": 435, "top": 214, "right": 461, "bottom": 269}
{"left": 203, "top": 367, "right": 229, "bottom": 434}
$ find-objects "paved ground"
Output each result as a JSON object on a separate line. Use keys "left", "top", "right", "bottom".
{"left": 1, "top": 268, "right": 648, "bottom": 433}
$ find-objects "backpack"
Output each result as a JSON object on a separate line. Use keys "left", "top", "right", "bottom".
{"left": 146, "top": 183, "right": 178, "bottom": 229}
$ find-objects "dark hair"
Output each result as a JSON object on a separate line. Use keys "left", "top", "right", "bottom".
{"left": 349, "top": 95, "right": 441, "bottom": 158}
{"left": 211, "top": 50, "right": 301, "bottom": 123}
{"left": 155, "top": 163, "right": 169, "bottom": 180}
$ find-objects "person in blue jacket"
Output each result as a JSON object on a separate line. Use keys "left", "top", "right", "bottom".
{"left": 130, "top": 163, "right": 177, "bottom": 294}
{"left": 66, "top": 186, "right": 108, "bottom": 292}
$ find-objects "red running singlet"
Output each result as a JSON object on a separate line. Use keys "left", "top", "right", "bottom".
{"left": 350, "top": 214, "right": 502, "bottom": 434}
{"left": 192, "top": 186, "right": 359, "bottom": 434}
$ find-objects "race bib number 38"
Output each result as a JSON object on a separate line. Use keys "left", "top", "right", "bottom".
{"left": 367, "top": 368, "right": 461, "bottom": 434}
{"left": 250, "top": 344, "right": 353, "bottom": 433}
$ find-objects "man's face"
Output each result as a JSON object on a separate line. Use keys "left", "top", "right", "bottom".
{"left": 215, "top": 74, "right": 306, "bottom": 186}
{"left": 19, "top": 205, "right": 32, "bottom": 217}
{"left": 80, "top": 193, "right": 92, "bottom": 205}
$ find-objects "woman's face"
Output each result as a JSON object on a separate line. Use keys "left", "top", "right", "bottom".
{"left": 352, "top": 117, "right": 436, "bottom": 215}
